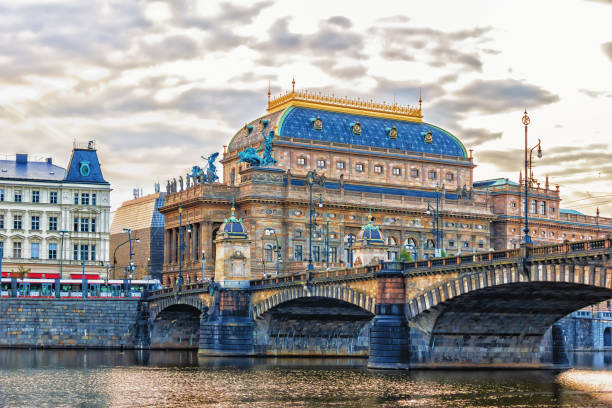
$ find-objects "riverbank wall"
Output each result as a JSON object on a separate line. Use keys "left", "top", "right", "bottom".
{"left": 0, "top": 299, "right": 142, "bottom": 349}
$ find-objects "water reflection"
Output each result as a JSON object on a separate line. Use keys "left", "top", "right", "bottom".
{"left": 0, "top": 350, "right": 611, "bottom": 407}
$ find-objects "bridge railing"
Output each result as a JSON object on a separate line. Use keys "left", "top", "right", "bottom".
{"left": 146, "top": 282, "right": 211, "bottom": 298}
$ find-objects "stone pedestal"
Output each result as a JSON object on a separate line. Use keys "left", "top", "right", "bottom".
{"left": 199, "top": 290, "right": 254, "bottom": 356}
{"left": 353, "top": 241, "right": 387, "bottom": 267}
{"left": 368, "top": 268, "right": 410, "bottom": 369}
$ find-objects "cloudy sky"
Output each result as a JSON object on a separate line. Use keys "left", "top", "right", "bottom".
{"left": 1, "top": 0, "right": 611, "bottom": 215}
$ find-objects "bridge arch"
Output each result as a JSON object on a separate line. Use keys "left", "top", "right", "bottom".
{"left": 406, "top": 262, "right": 612, "bottom": 319}
{"left": 148, "top": 294, "right": 209, "bottom": 323}
{"left": 252, "top": 285, "right": 375, "bottom": 320}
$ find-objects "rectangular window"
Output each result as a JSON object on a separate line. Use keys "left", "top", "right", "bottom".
{"left": 428, "top": 170, "right": 437, "bottom": 180}
{"left": 13, "top": 242, "right": 22, "bottom": 258}
{"left": 355, "top": 164, "right": 364, "bottom": 173}
{"left": 313, "top": 246, "right": 320, "bottom": 262}
{"left": 81, "top": 193, "right": 89, "bottom": 205}
{"left": 446, "top": 173, "right": 454, "bottom": 181}
{"left": 531, "top": 200, "right": 537, "bottom": 214}
{"left": 0, "top": 189, "right": 4, "bottom": 201}
{"left": 540, "top": 201, "right": 546, "bottom": 215}
{"left": 48, "top": 243, "right": 57, "bottom": 260}
{"left": 374, "top": 165, "right": 383, "bottom": 174}
{"left": 73, "top": 244, "right": 78, "bottom": 260}
{"left": 80, "top": 218, "right": 89, "bottom": 232}
{"left": 50, "top": 191, "right": 58, "bottom": 204}
{"left": 410, "top": 168, "right": 419, "bottom": 178}
{"left": 392, "top": 168, "right": 401, "bottom": 176}
{"left": 91, "top": 193, "right": 97, "bottom": 206}
{"left": 90, "top": 244, "right": 96, "bottom": 261}
{"left": 0, "top": 215, "right": 3, "bottom": 229}
{"left": 317, "top": 159, "right": 326, "bottom": 168}
{"left": 31, "top": 242, "right": 40, "bottom": 259}
{"left": 31, "top": 216, "right": 40, "bottom": 230}
{"left": 73, "top": 217, "right": 79, "bottom": 232}
{"left": 329, "top": 247, "right": 337, "bottom": 263}
{"left": 91, "top": 218, "right": 96, "bottom": 233}
{"left": 80, "top": 244, "right": 89, "bottom": 261}
{"left": 32, "top": 191, "right": 40, "bottom": 203}
{"left": 13, "top": 215, "right": 22, "bottom": 230}
{"left": 297, "top": 157, "right": 306, "bottom": 166}
{"left": 294, "top": 244, "right": 303, "bottom": 262}
{"left": 14, "top": 190, "right": 22, "bottom": 202}
{"left": 74, "top": 193, "right": 79, "bottom": 205}
{"left": 336, "top": 162, "right": 345, "bottom": 170}
{"left": 49, "top": 216, "right": 58, "bottom": 231}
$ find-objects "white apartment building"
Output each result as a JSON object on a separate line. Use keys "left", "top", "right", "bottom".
{"left": 0, "top": 142, "right": 111, "bottom": 278}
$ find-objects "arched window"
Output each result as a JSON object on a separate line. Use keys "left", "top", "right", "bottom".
{"left": 604, "top": 327, "right": 612, "bottom": 348}
{"left": 230, "top": 169, "right": 235, "bottom": 185}
{"left": 264, "top": 244, "right": 273, "bottom": 262}
{"left": 387, "top": 237, "right": 397, "bottom": 246}
{"left": 425, "top": 239, "right": 436, "bottom": 249}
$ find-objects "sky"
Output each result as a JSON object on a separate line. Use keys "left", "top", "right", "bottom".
{"left": 1, "top": 0, "right": 611, "bottom": 215}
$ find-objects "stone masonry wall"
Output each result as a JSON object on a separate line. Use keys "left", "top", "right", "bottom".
{"left": 0, "top": 299, "right": 141, "bottom": 348}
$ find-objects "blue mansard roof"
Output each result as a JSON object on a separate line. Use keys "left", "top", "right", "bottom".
{"left": 0, "top": 158, "right": 66, "bottom": 182}
{"left": 64, "top": 148, "right": 109, "bottom": 184}
{"left": 277, "top": 106, "right": 467, "bottom": 158}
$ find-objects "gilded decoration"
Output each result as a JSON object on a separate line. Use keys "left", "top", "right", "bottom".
{"left": 387, "top": 126, "right": 398, "bottom": 139}
{"left": 313, "top": 116, "right": 323, "bottom": 130}
{"left": 424, "top": 130, "right": 433, "bottom": 144}
{"left": 351, "top": 121, "right": 362, "bottom": 135}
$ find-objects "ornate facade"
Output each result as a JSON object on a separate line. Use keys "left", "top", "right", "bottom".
{"left": 159, "top": 86, "right": 495, "bottom": 286}
{"left": 0, "top": 142, "right": 111, "bottom": 278}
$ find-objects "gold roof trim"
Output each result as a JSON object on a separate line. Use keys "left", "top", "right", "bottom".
{"left": 267, "top": 88, "right": 423, "bottom": 122}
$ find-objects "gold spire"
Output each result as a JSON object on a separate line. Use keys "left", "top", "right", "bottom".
{"left": 267, "top": 81, "right": 271, "bottom": 103}
{"left": 292, "top": 77, "right": 295, "bottom": 93}
{"left": 419, "top": 88, "right": 422, "bottom": 111}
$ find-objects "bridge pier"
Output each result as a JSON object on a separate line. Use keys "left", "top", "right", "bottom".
{"left": 198, "top": 289, "right": 254, "bottom": 356}
{"left": 368, "top": 266, "right": 410, "bottom": 369}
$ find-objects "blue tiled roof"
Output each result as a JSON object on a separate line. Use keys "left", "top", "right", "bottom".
{"left": 0, "top": 159, "right": 66, "bottom": 181}
{"left": 474, "top": 178, "right": 520, "bottom": 188}
{"left": 278, "top": 107, "right": 467, "bottom": 158}
{"left": 560, "top": 208, "right": 584, "bottom": 216}
{"left": 64, "top": 149, "right": 108, "bottom": 184}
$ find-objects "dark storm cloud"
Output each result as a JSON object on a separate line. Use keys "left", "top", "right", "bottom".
{"left": 601, "top": 42, "right": 612, "bottom": 62}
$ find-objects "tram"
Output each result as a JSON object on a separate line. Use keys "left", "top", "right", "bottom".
{"left": 0, "top": 272, "right": 162, "bottom": 298}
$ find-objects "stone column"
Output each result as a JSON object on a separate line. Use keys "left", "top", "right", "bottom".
{"left": 192, "top": 223, "right": 198, "bottom": 261}
{"left": 368, "top": 265, "right": 410, "bottom": 369}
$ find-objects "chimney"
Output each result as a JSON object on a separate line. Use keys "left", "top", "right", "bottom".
{"left": 16, "top": 154, "right": 28, "bottom": 164}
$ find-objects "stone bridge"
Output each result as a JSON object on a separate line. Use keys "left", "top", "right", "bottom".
{"left": 142, "top": 238, "right": 612, "bottom": 368}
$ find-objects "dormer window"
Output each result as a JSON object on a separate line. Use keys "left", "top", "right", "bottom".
{"left": 350, "top": 121, "right": 361, "bottom": 135}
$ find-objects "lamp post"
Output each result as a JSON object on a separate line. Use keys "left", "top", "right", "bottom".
{"left": 324, "top": 214, "right": 330, "bottom": 270}
{"left": 265, "top": 228, "right": 281, "bottom": 276}
{"left": 113, "top": 237, "right": 139, "bottom": 280}
{"left": 346, "top": 233, "right": 355, "bottom": 267}
{"left": 522, "top": 110, "right": 543, "bottom": 246}
{"left": 201, "top": 250, "right": 206, "bottom": 282}
{"left": 59, "top": 230, "right": 68, "bottom": 279}
{"left": 305, "top": 170, "right": 325, "bottom": 270}
{"left": 426, "top": 185, "right": 442, "bottom": 256}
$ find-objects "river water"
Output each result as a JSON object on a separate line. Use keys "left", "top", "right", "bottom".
{"left": 1, "top": 350, "right": 612, "bottom": 407}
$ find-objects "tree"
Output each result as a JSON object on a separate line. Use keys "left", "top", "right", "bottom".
{"left": 440, "top": 248, "right": 447, "bottom": 258}
{"left": 12, "top": 265, "right": 31, "bottom": 279}
{"left": 399, "top": 248, "right": 413, "bottom": 262}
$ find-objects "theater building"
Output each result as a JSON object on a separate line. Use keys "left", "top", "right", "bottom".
{"left": 159, "top": 86, "right": 496, "bottom": 286}
{"left": 0, "top": 142, "right": 111, "bottom": 278}
{"left": 475, "top": 177, "right": 612, "bottom": 249}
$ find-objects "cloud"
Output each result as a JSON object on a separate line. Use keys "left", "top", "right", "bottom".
{"left": 327, "top": 16, "right": 352, "bottom": 29}
{"left": 602, "top": 42, "right": 612, "bottom": 62}
{"left": 459, "top": 128, "right": 503, "bottom": 147}
{"left": 580, "top": 89, "right": 612, "bottom": 98}
{"left": 474, "top": 148, "right": 523, "bottom": 172}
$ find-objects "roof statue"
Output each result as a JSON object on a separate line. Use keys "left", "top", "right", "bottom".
{"left": 199, "top": 152, "right": 220, "bottom": 183}
{"left": 191, "top": 165, "right": 203, "bottom": 184}
{"left": 259, "top": 130, "right": 277, "bottom": 166}
{"left": 237, "top": 147, "right": 264, "bottom": 167}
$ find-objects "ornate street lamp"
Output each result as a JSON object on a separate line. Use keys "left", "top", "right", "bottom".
{"left": 265, "top": 228, "right": 281, "bottom": 276}
{"left": 113, "top": 236, "right": 139, "bottom": 280}
{"left": 345, "top": 233, "right": 355, "bottom": 267}
{"left": 522, "top": 110, "right": 543, "bottom": 246}
{"left": 305, "top": 170, "right": 325, "bottom": 270}
{"left": 426, "top": 185, "right": 442, "bottom": 256}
